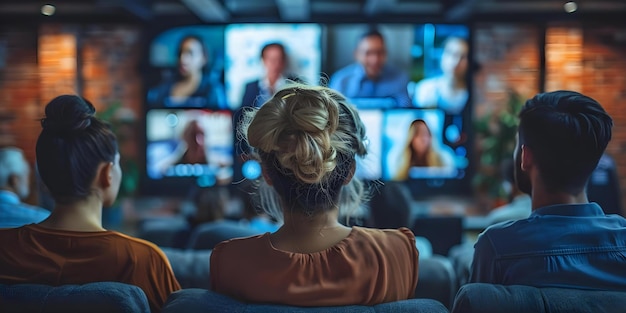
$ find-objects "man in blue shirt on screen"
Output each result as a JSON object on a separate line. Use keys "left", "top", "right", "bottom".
{"left": 469, "top": 90, "right": 626, "bottom": 291}
{"left": 329, "top": 29, "right": 410, "bottom": 108}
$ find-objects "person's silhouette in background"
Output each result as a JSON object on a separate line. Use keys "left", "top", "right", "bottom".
{"left": 0, "top": 147, "right": 50, "bottom": 228}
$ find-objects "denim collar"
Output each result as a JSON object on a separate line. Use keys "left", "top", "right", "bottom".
{"left": 531, "top": 202, "right": 604, "bottom": 217}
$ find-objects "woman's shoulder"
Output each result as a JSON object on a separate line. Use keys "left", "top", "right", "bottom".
{"left": 353, "top": 226, "right": 416, "bottom": 246}
{"left": 212, "top": 233, "right": 269, "bottom": 256}
{"left": 350, "top": 227, "right": 419, "bottom": 265}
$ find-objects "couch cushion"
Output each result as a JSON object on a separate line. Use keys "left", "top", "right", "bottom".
{"left": 541, "top": 286, "right": 626, "bottom": 313}
{"left": 163, "top": 288, "right": 449, "bottom": 313}
{"left": 452, "top": 283, "right": 626, "bottom": 313}
{"left": 160, "top": 247, "right": 212, "bottom": 289}
{"left": 0, "top": 281, "right": 150, "bottom": 313}
{"left": 452, "top": 283, "right": 544, "bottom": 313}
{"left": 415, "top": 255, "right": 457, "bottom": 309}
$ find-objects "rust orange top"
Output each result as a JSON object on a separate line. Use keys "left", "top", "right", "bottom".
{"left": 0, "top": 224, "right": 181, "bottom": 312}
{"left": 210, "top": 226, "right": 419, "bottom": 306}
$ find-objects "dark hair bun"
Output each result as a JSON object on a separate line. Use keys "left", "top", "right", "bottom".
{"left": 41, "top": 95, "right": 96, "bottom": 135}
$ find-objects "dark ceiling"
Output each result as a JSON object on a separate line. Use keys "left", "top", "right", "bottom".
{"left": 1, "top": 0, "right": 626, "bottom": 24}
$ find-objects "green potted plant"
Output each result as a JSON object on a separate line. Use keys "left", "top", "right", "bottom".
{"left": 472, "top": 90, "right": 524, "bottom": 209}
{"left": 97, "top": 101, "right": 140, "bottom": 230}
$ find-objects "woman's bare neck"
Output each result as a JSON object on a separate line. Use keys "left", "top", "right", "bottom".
{"left": 38, "top": 196, "right": 105, "bottom": 232}
{"left": 270, "top": 208, "right": 352, "bottom": 253}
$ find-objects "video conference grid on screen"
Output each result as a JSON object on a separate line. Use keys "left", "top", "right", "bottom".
{"left": 144, "top": 23, "right": 470, "bottom": 188}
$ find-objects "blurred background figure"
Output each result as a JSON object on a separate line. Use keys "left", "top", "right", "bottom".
{"left": 413, "top": 36, "right": 469, "bottom": 114}
{"left": 330, "top": 29, "right": 411, "bottom": 107}
{"left": 188, "top": 186, "right": 229, "bottom": 229}
{"left": 235, "top": 181, "right": 280, "bottom": 233}
{"left": 148, "top": 35, "right": 227, "bottom": 109}
{"left": 156, "top": 119, "right": 209, "bottom": 175}
{"left": 0, "top": 147, "right": 50, "bottom": 228}
{"left": 241, "top": 42, "right": 291, "bottom": 108}
{"left": 176, "top": 120, "right": 208, "bottom": 165}
{"left": 587, "top": 153, "right": 622, "bottom": 216}
{"left": 486, "top": 158, "right": 531, "bottom": 224}
{"left": 395, "top": 119, "right": 451, "bottom": 180}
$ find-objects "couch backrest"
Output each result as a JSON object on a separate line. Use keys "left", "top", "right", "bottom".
{"left": 415, "top": 255, "right": 457, "bottom": 309}
{"left": 162, "top": 288, "right": 450, "bottom": 313}
{"left": 160, "top": 247, "right": 212, "bottom": 289}
{"left": 187, "top": 220, "right": 261, "bottom": 250}
{"left": 452, "top": 283, "right": 626, "bottom": 313}
{"left": 0, "top": 281, "right": 150, "bottom": 313}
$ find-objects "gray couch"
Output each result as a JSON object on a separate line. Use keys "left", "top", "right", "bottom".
{"left": 0, "top": 282, "right": 150, "bottom": 313}
{"left": 452, "top": 283, "right": 626, "bottom": 313}
{"left": 162, "top": 288, "right": 449, "bottom": 313}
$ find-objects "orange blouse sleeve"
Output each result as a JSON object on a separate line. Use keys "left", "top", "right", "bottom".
{"left": 398, "top": 227, "right": 420, "bottom": 296}
{"left": 209, "top": 241, "right": 223, "bottom": 291}
{"left": 134, "top": 242, "right": 182, "bottom": 312}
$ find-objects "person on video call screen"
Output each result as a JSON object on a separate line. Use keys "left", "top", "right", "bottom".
{"left": 147, "top": 35, "right": 227, "bottom": 109}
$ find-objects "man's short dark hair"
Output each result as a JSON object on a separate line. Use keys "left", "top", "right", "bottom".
{"left": 518, "top": 90, "right": 612, "bottom": 194}
{"left": 260, "top": 42, "right": 286, "bottom": 60}
{"left": 359, "top": 28, "right": 385, "bottom": 43}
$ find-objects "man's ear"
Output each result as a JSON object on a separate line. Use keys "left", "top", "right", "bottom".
{"left": 520, "top": 145, "right": 533, "bottom": 172}
{"left": 343, "top": 160, "right": 356, "bottom": 186}
{"left": 97, "top": 162, "right": 114, "bottom": 189}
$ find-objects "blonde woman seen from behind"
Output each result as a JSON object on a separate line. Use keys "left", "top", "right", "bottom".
{"left": 210, "top": 84, "right": 419, "bottom": 306}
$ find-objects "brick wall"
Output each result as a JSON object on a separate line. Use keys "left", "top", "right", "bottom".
{"left": 543, "top": 24, "right": 626, "bottom": 213}
{"left": 580, "top": 26, "right": 626, "bottom": 212}
{"left": 80, "top": 25, "right": 143, "bottom": 163}
{"left": 39, "top": 25, "right": 78, "bottom": 104}
{"left": 81, "top": 25, "right": 142, "bottom": 116}
{"left": 0, "top": 27, "right": 40, "bottom": 162}
{"left": 0, "top": 24, "right": 142, "bottom": 205}
{"left": 545, "top": 26, "right": 584, "bottom": 92}
{"left": 473, "top": 24, "right": 542, "bottom": 118}
{"left": 472, "top": 24, "right": 542, "bottom": 212}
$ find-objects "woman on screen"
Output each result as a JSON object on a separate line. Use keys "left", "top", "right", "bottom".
{"left": 148, "top": 35, "right": 226, "bottom": 109}
{"left": 395, "top": 119, "right": 451, "bottom": 180}
{"left": 210, "top": 84, "right": 418, "bottom": 306}
{"left": 412, "top": 36, "right": 469, "bottom": 114}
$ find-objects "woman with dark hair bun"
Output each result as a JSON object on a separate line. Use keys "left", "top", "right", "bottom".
{"left": 0, "top": 95, "right": 181, "bottom": 312}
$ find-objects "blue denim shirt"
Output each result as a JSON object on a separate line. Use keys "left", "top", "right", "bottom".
{"left": 0, "top": 190, "right": 50, "bottom": 228}
{"left": 469, "top": 203, "right": 626, "bottom": 291}
{"left": 329, "top": 63, "right": 410, "bottom": 108}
